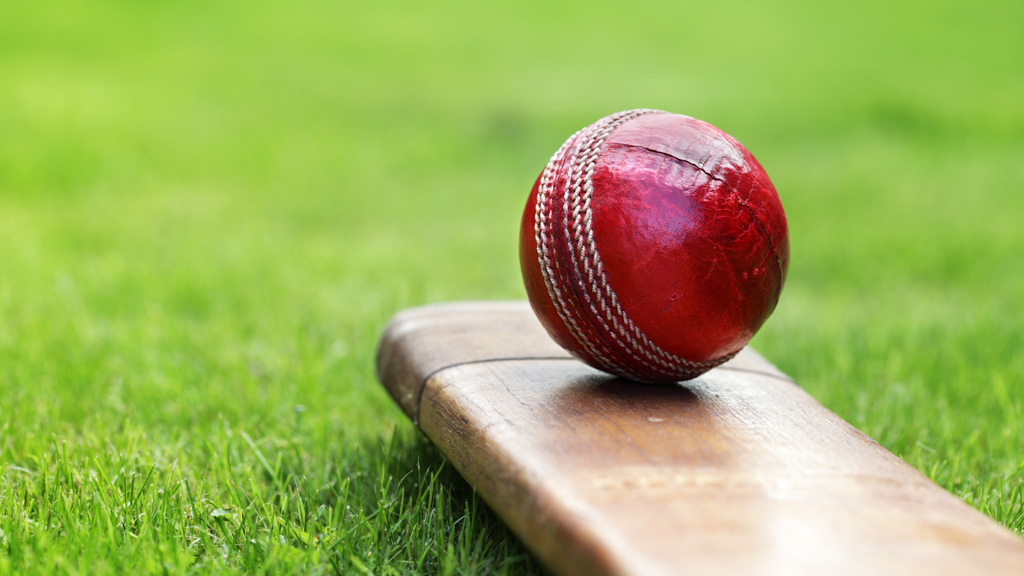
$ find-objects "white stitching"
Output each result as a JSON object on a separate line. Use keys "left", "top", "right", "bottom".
{"left": 534, "top": 127, "right": 628, "bottom": 377}
{"left": 578, "top": 110, "right": 738, "bottom": 375}
{"left": 564, "top": 111, "right": 670, "bottom": 380}
{"left": 535, "top": 110, "right": 739, "bottom": 381}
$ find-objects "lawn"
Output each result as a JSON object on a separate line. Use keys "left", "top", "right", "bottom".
{"left": 1, "top": 0, "right": 1022, "bottom": 573}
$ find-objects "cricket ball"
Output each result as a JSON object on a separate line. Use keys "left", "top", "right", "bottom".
{"left": 520, "top": 109, "right": 789, "bottom": 383}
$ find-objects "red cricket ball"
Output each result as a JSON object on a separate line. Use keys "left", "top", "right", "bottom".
{"left": 519, "top": 109, "right": 789, "bottom": 383}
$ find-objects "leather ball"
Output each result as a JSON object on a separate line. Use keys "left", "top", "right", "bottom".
{"left": 519, "top": 109, "right": 789, "bottom": 383}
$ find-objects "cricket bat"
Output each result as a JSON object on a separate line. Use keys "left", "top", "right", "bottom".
{"left": 376, "top": 301, "right": 1024, "bottom": 575}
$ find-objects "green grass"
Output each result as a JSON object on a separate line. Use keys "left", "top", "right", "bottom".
{"left": 1, "top": 0, "right": 1023, "bottom": 573}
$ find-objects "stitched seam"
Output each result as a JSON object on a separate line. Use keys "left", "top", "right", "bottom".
{"left": 565, "top": 121, "right": 654, "bottom": 380}
{"left": 576, "top": 111, "right": 731, "bottom": 374}
{"left": 568, "top": 111, "right": 671, "bottom": 380}
{"left": 537, "top": 109, "right": 742, "bottom": 381}
{"left": 535, "top": 127, "right": 622, "bottom": 376}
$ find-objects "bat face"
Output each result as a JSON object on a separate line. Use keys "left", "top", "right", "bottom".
{"left": 378, "top": 302, "right": 1024, "bottom": 576}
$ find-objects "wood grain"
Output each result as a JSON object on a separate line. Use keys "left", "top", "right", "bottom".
{"left": 377, "top": 301, "right": 1024, "bottom": 576}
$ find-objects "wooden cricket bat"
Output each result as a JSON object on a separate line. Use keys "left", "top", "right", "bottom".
{"left": 376, "top": 302, "right": 1024, "bottom": 575}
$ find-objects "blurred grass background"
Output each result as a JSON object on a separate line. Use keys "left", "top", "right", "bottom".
{"left": 1, "top": 0, "right": 1022, "bottom": 573}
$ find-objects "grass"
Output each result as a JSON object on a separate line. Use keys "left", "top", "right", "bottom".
{"left": 1, "top": 0, "right": 1023, "bottom": 573}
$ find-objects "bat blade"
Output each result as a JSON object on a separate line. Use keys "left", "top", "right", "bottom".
{"left": 377, "top": 301, "right": 1024, "bottom": 576}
